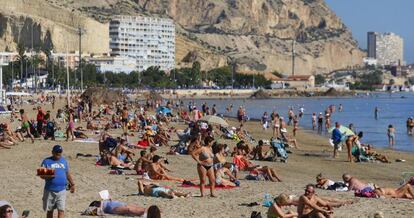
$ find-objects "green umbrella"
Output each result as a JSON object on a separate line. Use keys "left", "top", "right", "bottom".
{"left": 328, "top": 125, "right": 355, "bottom": 136}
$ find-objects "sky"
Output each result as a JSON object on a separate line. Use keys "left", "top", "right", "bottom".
{"left": 325, "top": 0, "right": 414, "bottom": 64}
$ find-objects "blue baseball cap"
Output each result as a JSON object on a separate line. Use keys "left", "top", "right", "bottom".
{"left": 52, "top": 145, "right": 63, "bottom": 153}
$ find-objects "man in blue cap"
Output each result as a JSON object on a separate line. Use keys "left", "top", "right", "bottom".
{"left": 40, "top": 145, "right": 75, "bottom": 218}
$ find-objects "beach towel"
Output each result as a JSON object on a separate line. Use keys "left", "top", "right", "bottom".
{"left": 179, "top": 184, "right": 238, "bottom": 189}
{"left": 75, "top": 138, "right": 99, "bottom": 144}
{"left": 136, "top": 140, "right": 149, "bottom": 148}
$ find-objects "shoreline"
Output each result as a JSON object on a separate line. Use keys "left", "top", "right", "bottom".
{"left": 1, "top": 99, "right": 414, "bottom": 218}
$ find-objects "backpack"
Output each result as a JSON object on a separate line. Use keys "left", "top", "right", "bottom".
{"left": 250, "top": 211, "right": 262, "bottom": 218}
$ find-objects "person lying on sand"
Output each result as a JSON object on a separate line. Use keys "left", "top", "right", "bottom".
{"left": 362, "top": 144, "right": 390, "bottom": 163}
{"left": 87, "top": 200, "right": 160, "bottom": 217}
{"left": 297, "top": 184, "right": 333, "bottom": 218}
{"left": 374, "top": 183, "right": 414, "bottom": 199}
{"left": 315, "top": 174, "right": 347, "bottom": 191}
{"left": 137, "top": 180, "right": 191, "bottom": 199}
{"left": 233, "top": 149, "right": 282, "bottom": 182}
{"left": 148, "top": 155, "right": 185, "bottom": 182}
{"left": 342, "top": 173, "right": 374, "bottom": 192}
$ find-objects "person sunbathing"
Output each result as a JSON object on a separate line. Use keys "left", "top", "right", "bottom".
{"left": 214, "top": 143, "right": 238, "bottom": 179}
{"left": 114, "top": 139, "right": 135, "bottom": 162}
{"left": 148, "top": 155, "right": 185, "bottom": 182}
{"left": 231, "top": 140, "right": 253, "bottom": 157}
{"left": 106, "top": 153, "right": 134, "bottom": 169}
{"left": 4, "top": 123, "right": 24, "bottom": 142}
{"left": 74, "top": 130, "right": 88, "bottom": 139}
{"left": 215, "top": 166, "right": 239, "bottom": 187}
{"left": 342, "top": 173, "right": 374, "bottom": 192}
{"left": 363, "top": 144, "right": 390, "bottom": 163}
{"left": 134, "top": 150, "right": 152, "bottom": 175}
{"left": 315, "top": 174, "right": 335, "bottom": 190}
{"left": 297, "top": 184, "right": 333, "bottom": 218}
{"left": 87, "top": 200, "right": 160, "bottom": 217}
{"left": 268, "top": 193, "right": 298, "bottom": 218}
{"left": 280, "top": 129, "right": 299, "bottom": 149}
{"left": 374, "top": 184, "right": 414, "bottom": 199}
{"left": 137, "top": 180, "right": 191, "bottom": 199}
{"left": 251, "top": 140, "right": 273, "bottom": 160}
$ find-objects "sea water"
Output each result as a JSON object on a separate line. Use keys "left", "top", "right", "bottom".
{"left": 185, "top": 92, "right": 414, "bottom": 152}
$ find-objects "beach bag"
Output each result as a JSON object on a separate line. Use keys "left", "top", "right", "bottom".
{"left": 250, "top": 211, "right": 262, "bottom": 218}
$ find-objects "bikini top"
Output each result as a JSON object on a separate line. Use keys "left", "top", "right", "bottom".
{"left": 199, "top": 150, "right": 214, "bottom": 161}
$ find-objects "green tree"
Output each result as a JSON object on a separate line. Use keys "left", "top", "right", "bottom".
{"left": 315, "top": 74, "right": 326, "bottom": 85}
{"left": 206, "top": 66, "right": 232, "bottom": 87}
{"left": 16, "top": 43, "right": 27, "bottom": 83}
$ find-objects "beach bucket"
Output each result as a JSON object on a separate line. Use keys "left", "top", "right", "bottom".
{"left": 99, "top": 190, "right": 110, "bottom": 200}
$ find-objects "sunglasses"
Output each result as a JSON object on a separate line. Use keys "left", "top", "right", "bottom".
{"left": 6, "top": 209, "right": 13, "bottom": 213}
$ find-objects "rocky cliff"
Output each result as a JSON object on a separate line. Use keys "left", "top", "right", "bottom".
{"left": 0, "top": 0, "right": 365, "bottom": 74}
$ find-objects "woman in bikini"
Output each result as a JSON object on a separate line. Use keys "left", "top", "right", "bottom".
{"left": 272, "top": 113, "right": 280, "bottom": 138}
{"left": 137, "top": 180, "right": 191, "bottom": 199}
{"left": 66, "top": 109, "right": 75, "bottom": 141}
{"left": 191, "top": 136, "right": 216, "bottom": 197}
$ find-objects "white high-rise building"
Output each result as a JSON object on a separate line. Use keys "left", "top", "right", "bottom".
{"left": 109, "top": 15, "right": 175, "bottom": 71}
{"left": 367, "top": 32, "right": 404, "bottom": 66}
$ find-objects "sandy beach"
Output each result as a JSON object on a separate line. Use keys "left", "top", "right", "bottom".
{"left": 1, "top": 99, "right": 414, "bottom": 218}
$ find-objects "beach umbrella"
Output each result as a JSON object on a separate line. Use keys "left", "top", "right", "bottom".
{"left": 328, "top": 126, "right": 355, "bottom": 136}
{"left": 199, "top": 115, "right": 229, "bottom": 127}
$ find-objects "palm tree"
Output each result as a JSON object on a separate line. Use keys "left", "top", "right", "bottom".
{"left": 16, "top": 43, "right": 27, "bottom": 88}
{"left": 30, "top": 54, "right": 44, "bottom": 92}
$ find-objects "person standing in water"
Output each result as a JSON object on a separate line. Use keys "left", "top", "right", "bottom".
{"left": 299, "top": 106, "right": 305, "bottom": 118}
{"left": 317, "top": 113, "right": 323, "bottom": 134}
{"left": 374, "top": 107, "right": 379, "bottom": 120}
{"left": 387, "top": 125, "right": 395, "bottom": 147}
{"left": 338, "top": 104, "right": 343, "bottom": 112}
{"left": 312, "top": 113, "right": 317, "bottom": 131}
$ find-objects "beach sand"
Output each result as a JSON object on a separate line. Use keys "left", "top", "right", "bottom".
{"left": 1, "top": 99, "right": 414, "bottom": 218}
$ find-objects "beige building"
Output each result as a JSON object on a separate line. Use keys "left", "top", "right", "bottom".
{"left": 271, "top": 75, "right": 315, "bottom": 89}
